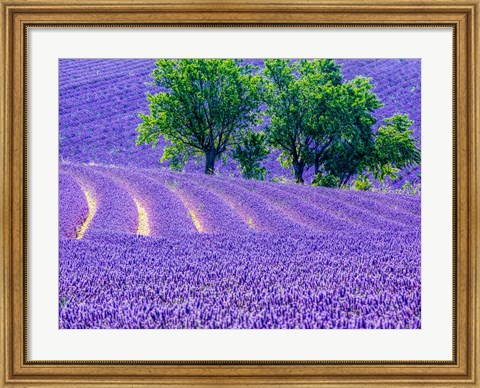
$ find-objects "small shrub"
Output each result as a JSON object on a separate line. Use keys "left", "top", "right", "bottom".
{"left": 400, "top": 181, "right": 420, "bottom": 195}
{"left": 312, "top": 173, "right": 340, "bottom": 188}
{"left": 353, "top": 175, "right": 372, "bottom": 191}
{"left": 270, "top": 176, "right": 290, "bottom": 184}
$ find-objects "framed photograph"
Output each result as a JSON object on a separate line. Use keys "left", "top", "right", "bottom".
{"left": 1, "top": 0, "right": 478, "bottom": 386}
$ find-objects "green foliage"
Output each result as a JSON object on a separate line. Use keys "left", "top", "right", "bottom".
{"left": 232, "top": 130, "right": 270, "bottom": 180}
{"left": 353, "top": 175, "right": 372, "bottom": 191}
{"left": 270, "top": 176, "right": 291, "bottom": 184}
{"left": 136, "top": 59, "right": 263, "bottom": 174}
{"left": 316, "top": 77, "right": 381, "bottom": 186}
{"left": 263, "top": 59, "right": 381, "bottom": 185}
{"left": 400, "top": 181, "right": 420, "bottom": 195}
{"left": 263, "top": 59, "right": 337, "bottom": 183}
{"left": 160, "top": 143, "right": 190, "bottom": 171}
{"left": 136, "top": 59, "right": 420, "bottom": 190}
{"left": 369, "top": 114, "right": 420, "bottom": 182}
{"left": 311, "top": 173, "right": 340, "bottom": 188}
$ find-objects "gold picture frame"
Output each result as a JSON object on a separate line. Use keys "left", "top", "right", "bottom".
{"left": 1, "top": 0, "right": 478, "bottom": 386}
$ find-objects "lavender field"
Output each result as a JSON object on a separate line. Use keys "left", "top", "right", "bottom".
{"left": 59, "top": 59, "right": 421, "bottom": 329}
{"left": 59, "top": 59, "right": 421, "bottom": 188}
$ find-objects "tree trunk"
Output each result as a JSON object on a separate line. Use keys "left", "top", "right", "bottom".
{"left": 293, "top": 161, "right": 305, "bottom": 184}
{"left": 314, "top": 154, "right": 320, "bottom": 176}
{"left": 341, "top": 173, "right": 353, "bottom": 187}
{"left": 204, "top": 149, "right": 216, "bottom": 175}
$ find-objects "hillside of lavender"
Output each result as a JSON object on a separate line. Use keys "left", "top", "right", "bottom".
{"left": 59, "top": 59, "right": 421, "bottom": 329}
{"left": 59, "top": 59, "right": 421, "bottom": 188}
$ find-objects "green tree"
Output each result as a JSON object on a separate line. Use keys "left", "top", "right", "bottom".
{"left": 263, "top": 59, "right": 316, "bottom": 183}
{"left": 312, "top": 77, "right": 382, "bottom": 186}
{"left": 263, "top": 59, "right": 381, "bottom": 185}
{"left": 369, "top": 114, "right": 420, "bottom": 183}
{"left": 136, "top": 59, "right": 263, "bottom": 174}
{"left": 232, "top": 130, "right": 270, "bottom": 180}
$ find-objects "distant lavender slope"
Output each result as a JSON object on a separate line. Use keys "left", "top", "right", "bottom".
{"left": 59, "top": 59, "right": 421, "bottom": 188}
{"left": 59, "top": 59, "right": 159, "bottom": 167}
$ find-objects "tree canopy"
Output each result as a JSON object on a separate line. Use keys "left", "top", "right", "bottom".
{"left": 232, "top": 130, "right": 269, "bottom": 180}
{"left": 136, "top": 59, "right": 263, "bottom": 174}
{"left": 136, "top": 58, "right": 420, "bottom": 191}
{"left": 263, "top": 59, "right": 383, "bottom": 184}
{"left": 369, "top": 114, "right": 420, "bottom": 183}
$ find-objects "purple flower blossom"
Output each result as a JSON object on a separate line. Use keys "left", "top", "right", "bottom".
{"left": 59, "top": 230, "right": 421, "bottom": 329}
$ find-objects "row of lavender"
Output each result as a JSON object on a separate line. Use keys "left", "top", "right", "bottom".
{"left": 59, "top": 59, "right": 421, "bottom": 188}
{"left": 60, "top": 163, "right": 420, "bottom": 240}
